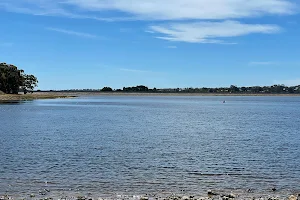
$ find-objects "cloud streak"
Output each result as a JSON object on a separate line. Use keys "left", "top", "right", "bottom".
{"left": 46, "top": 27, "right": 98, "bottom": 39}
{"left": 249, "top": 61, "right": 278, "bottom": 66}
{"left": 166, "top": 46, "right": 178, "bottom": 49}
{"left": 119, "top": 68, "right": 153, "bottom": 73}
{"left": 64, "top": 0, "right": 296, "bottom": 20}
{"left": 0, "top": 0, "right": 296, "bottom": 21}
{"left": 1, "top": 0, "right": 297, "bottom": 44}
{"left": 149, "top": 21, "right": 280, "bottom": 44}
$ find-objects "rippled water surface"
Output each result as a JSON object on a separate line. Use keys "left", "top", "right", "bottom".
{"left": 1, "top": 96, "right": 300, "bottom": 197}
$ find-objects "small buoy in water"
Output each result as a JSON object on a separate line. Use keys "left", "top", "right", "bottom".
{"left": 272, "top": 187, "right": 276, "bottom": 191}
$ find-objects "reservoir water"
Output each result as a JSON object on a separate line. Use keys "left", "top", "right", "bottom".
{"left": 1, "top": 96, "right": 300, "bottom": 198}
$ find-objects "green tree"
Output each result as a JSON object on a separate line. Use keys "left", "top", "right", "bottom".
{"left": 21, "top": 74, "right": 39, "bottom": 94}
{"left": 0, "top": 62, "right": 38, "bottom": 94}
{"left": 101, "top": 87, "right": 113, "bottom": 92}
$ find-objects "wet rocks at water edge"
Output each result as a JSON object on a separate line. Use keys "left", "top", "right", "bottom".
{"left": 140, "top": 196, "right": 149, "bottom": 200}
{"left": 220, "top": 193, "right": 236, "bottom": 200}
{"left": 2, "top": 192, "right": 300, "bottom": 200}
{"left": 181, "top": 196, "right": 190, "bottom": 200}
{"left": 207, "top": 190, "right": 218, "bottom": 196}
{"left": 0, "top": 195, "right": 13, "bottom": 200}
{"left": 289, "top": 195, "right": 297, "bottom": 200}
{"left": 77, "top": 196, "right": 87, "bottom": 200}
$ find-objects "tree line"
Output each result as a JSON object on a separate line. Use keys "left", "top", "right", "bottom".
{"left": 47, "top": 84, "right": 300, "bottom": 94}
{"left": 0, "top": 63, "right": 38, "bottom": 94}
{"left": 109, "top": 85, "right": 300, "bottom": 94}
{"left": 3, "top": 61, "right": 297, "bottom": 95}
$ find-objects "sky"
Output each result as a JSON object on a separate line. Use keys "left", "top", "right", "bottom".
{"left": 0, "top": 0, "right": 300, "bottom": 90}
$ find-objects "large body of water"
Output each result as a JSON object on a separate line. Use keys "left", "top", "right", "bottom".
{"left": 1, "top": 96, "right": 300, "bottom": 198}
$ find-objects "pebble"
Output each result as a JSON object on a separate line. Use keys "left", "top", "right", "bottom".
{"left": 39, "top": 190, "right": 47, "bottom": 195}
{"left": 77, "top": 196, "right": 86, "bottom": 200}
{"left": 30, "top": 194, "right": 35, "bottom": 198}
{"left": 197, "top": 198, "right": 209, "bottom": 200}
{"left": 207, "top": 190, "right": 217, "bottom": 196}
{"left": 267, "top": 197, "right": 279, "bottom": 200}
{"left": 44, "top": 189, "right": 51, "bottom": 193}
{"left": 221, "top": 193, "right": 236, "bottom": 200}
{"left": 181, "top": 196, "right": 189, "bottom": 200}
{"left": 289, "top": 195, "right": 297, "bottom": 200}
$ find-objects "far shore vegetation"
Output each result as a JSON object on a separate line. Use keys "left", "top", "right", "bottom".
{"left": 1, "top": 62, "right": 300, "bottom": 100}
{"left": 39, "top": 84, "right": 300, "bottom": 95}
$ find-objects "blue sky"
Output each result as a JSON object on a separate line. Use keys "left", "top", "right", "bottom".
{"left": 0, "top": 0, "right": 300, "bottom": 90}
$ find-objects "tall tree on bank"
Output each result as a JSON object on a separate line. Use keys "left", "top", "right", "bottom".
{"left": 0, "top": 63, "right": 38, "bottom": 94}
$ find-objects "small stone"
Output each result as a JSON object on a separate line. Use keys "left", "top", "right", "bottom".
{"left": 77, "top": 196, "right": 86, "bottom": 200}
{"left": 141, "top": 197, "right": 149, "bottom": 200}
{"left": 181, "top": 196, "right": 189, "bottom": 200}
{"left": 268, "top": 197, "right": 279, "bottom": 200}
{"left": 207, "top": 190, "right": 218, "bottom": 196}
{"left": 247, "top": 189, "right": 254, "bottom": 193}
{"left": 228, "top": 193, "right": 236, "bottom": 198}
{"left": 39, "top": 190, "right": 46, "bottom": 196}
{"left": 289, "top": 195, "right": 297, "bottom": 200}
{"left": 272, "top": 188, "right": 276, "bottom": 192}
{"left": 30, "top": 194, "right": 35, "bottom": 198}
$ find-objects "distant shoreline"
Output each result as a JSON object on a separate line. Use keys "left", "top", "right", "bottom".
{"left": 1, "top": 92, "right": 300, "bottom": 100}
{"left": 1, "top": 92, "right": 300, "bottom": 101}
{"left": 36, "top": 91, "right": 300, "bottom": 97}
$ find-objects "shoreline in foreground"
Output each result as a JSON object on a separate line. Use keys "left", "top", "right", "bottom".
{"left": 1, "top": 190, "right": 299, "bottom": 200}
{"left": 1, "top": 92, "right": 300, "bottom": 101}
{"left": 0, "top": 94, "right": 77, "bottom": 101}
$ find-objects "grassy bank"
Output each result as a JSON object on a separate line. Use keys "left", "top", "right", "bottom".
{"left": 0, "top": 93, "right": 77, "bottom": 101}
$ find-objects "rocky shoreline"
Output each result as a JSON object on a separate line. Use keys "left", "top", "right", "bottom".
{"left": 1, "top": 190, "right": 299, "bottom": 200}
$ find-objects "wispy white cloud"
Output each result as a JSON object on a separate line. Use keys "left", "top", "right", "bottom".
{"left": 1, "top": 0, "right": 297, "bottom": 44}
{"left": 149, "top": 21, "right": 280, "bottom": 44}
{"left": 46, "top": 27, "right": 98, "bottom": 39}
{"left": 166, "top": 46, "right": 178, "bottom": 49}
{"left": 249, "top": 61, "right": 278, "bottom": 66}
{"left": 0, "top": 0, "right": 296, "bottom": 21}
{"left": 119, "top": 68, "right": 153, "bottom": 73}
{"left": 64, "top": 0, "right": 296, "bottom": 20}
